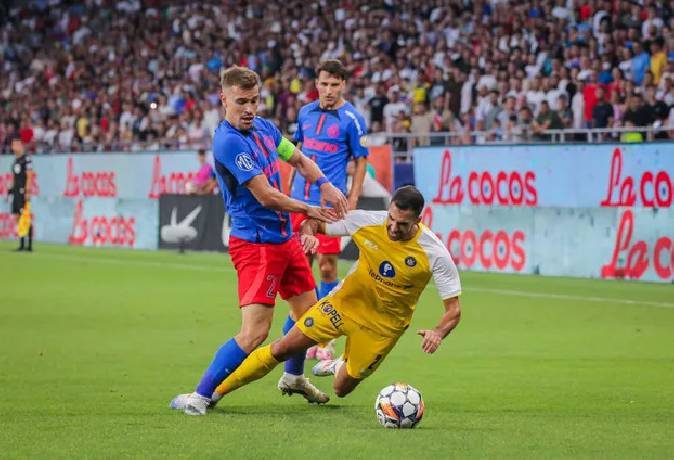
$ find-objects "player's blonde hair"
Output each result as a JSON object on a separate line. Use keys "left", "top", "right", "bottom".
{"left": 220, "top": 66, "right": 260, "bottom": 90}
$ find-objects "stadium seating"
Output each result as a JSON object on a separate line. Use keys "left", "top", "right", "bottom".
{"left": 1, "top": 0, "right": 673, "bottom": 154}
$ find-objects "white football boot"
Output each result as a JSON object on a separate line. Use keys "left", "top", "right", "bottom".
{"left": 169, "top": 393, "right": 191, "bottom": 411}
{"left": 183, "top": 392, "right": 212, "bottom": 416}
{"left": 277, "top": 372, "right": 330, "bottom": 404}
{"left": 311, "top": 357, "right": 344, "bottom": 377}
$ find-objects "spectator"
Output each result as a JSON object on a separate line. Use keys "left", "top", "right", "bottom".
{"left": 390, "top": 119, "right": 410, "bottom": 154}
{"left": 367, "top": 84, "right": 389, "bottom": 127}
{"left": 409, "top": 104, "right": 433, "bottom": 147}
{"left": 382, "top": 87, "right": 408, "bottom": 133}
{"left": 630, "top": 42, "right": 651, "bottom": 86}
{"left": 623, "top": 94, "right": 654, "bottom": 127}
{"left": 511, "top": 106, "right": 533, "bottom": 143}
{"left": 557, "top": 94, "right": 573, "bottom": 129}
{"left": 592, "top": 86, "right": 614, "bottom": 129}
{"left": 533, "top": 100, "right": 563, "bottom": 141}
{"left": 583, "top": 73, "right": 601, "bottom": 128}
{"left": 2, "top": 0, "right": 673, "bottom": 153}
{"left": 429, "top": 95, "right": 461, "bottom": 145}
{"left": 651, "top": 37, "right": 668, "bottom": 85}
{"left": 188, "top": 149, "right": 216, "bottom": 195}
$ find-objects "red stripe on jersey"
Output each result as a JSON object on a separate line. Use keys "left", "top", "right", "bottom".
{"left": 315, "top": 114, "right": 326, "bottom": 135}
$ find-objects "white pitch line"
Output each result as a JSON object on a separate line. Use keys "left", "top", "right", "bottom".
{"left": 13, "top": 251, "right": 233, "bottom": 273}
{"left": 10, "top": 251, "right": 674, "bottom": 309}
{"left": 470, "top": 287, "right": 674, "bottom": 309}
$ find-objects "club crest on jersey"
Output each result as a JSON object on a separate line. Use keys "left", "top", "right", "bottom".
{"left": 405, "top": 256, "right": 417, "bottom": 267}
{"left": 379, "top": 261, "right": 396, "bottom": 278}
{"left": 327, "top": 124, "right": 340, "bottom": 138}
{"left": 235, "top": 153, "right": 255, "bottom": 171}
{"left": 320, "top": 301, "right": 334, "bottom": 314}
{"left": 304, "top": 317, "right": 314, "bottom": 328}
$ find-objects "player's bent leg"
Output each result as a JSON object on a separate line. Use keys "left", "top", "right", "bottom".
{"left": 270, "top": 324, "right": 318, "bottom": 360}
{"left": 274, "top": 325, "right": 330, "bottom": 404}
{"left": 315, "top": 253, "right": 339, "bottom": 360}
{"left": 281, "top": 289, "right": 317, "bottom": 376}
{"left": 332, "top": 364, "right": 361, "bottom": 398}
{"left": 212, "top": 326, "right": 326, "bottom": 403}
{"left": 177, "top": 304, "right": 275, "bottom": 416}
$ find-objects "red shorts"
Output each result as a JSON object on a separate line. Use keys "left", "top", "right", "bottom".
{"left": 290, "top": 212, "right": 341, "bottom": 255}
{"left": 229, "top": 235, "right": 316, "bottom": 306}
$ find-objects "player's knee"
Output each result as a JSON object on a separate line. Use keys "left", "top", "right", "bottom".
{"left": 236, "top": 329, "right": 269, "bottom": 353}
{"left": 270, "top": 339, "right": 293, "bottom": 361}
{"left": 333, "top": 382, "right": 353, "bottom": 398}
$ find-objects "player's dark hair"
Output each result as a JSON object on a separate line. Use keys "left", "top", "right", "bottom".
{"left": 220, "top": 66, "right": 260, "bottom": 90}
{"left": 316, "top": 59, "right": 348, "bottom": 81}
{"left": 198, "top": 148, "right": 206, "bottom": 156}
{"left": 392, "top": 186, "right": 425, "bottom": 216}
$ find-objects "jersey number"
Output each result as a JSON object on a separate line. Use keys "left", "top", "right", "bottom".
{"left": 266, "top": 275, "right": 278, "bottom": 298}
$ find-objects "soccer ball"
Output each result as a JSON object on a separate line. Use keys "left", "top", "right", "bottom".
{"left": 375, "top": 383, "right": 425, "bottom": 428}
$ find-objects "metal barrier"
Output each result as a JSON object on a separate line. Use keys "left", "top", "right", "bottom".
{"left": 3, "top": 126, "right": 672, "bottom": 160}
{"left": 382, "top": 126, "right": 674, "bottom": 161}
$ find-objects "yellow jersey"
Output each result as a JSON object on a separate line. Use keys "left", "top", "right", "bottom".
{"left": 325, "top": 210, "right": 461, "bottom": 337}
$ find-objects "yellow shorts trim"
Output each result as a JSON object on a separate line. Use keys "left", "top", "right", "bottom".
{"left": 296, "top": 299, "right": 400, "bottom": 379}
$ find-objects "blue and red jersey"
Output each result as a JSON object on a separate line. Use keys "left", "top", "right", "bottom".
{"left": 291, "top": 100, "right": 368, "bottom": 206}
{"left": 212, "top": 117, "right": 290, "bottom": 244}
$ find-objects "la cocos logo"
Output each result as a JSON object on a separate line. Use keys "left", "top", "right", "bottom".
{"left": 378, "top": 261, "right": 396, "bottom": 278}
{"left": 235, "top": 153, "right": 255, "bottom": 171}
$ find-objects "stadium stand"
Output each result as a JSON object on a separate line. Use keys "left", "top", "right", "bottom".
{"left": 1, "top": 0, "right": 673, "bottom": 154}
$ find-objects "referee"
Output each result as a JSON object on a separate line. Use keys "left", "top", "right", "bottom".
{"left": 7, "top": 136, "right": 33, "bottom": 252}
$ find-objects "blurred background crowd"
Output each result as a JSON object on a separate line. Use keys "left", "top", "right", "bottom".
{"left": 1, "top": 0, "right": 674, "bottom": 154}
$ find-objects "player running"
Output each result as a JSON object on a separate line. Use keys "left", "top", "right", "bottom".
{"left": 171, "top": 66, "right": 347, "bottom": 416}
{"left": 289, "top": 59, "right": 369, "bottom": 361}
{"left": 209, "top": 186, "right": 462, "bottom": 404}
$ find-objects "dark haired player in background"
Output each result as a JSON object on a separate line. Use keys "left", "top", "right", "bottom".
{"left": 289, "top": 59, "right": 369, "bottom": 361}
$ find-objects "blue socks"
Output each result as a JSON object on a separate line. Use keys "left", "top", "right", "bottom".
{"left": 282, "top": 315, "right": 305, "bottom": 376}
{"left": 318, "top": 280, "right": 339, "bottom": 299}
{"left": 196, "top": 338, "right": 248, "bottom": 398}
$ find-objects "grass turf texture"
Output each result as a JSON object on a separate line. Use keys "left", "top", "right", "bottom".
{"left": 1, "top": 241, "right": 673, "bottom": 459}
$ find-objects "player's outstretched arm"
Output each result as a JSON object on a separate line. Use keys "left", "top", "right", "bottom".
{"left": 417, "top": 297, "right": 461, "bottom": 354}
{"left": 285, "top": 147, "right": 348, "bottom": 217}
{"left": 245, "top": 174, "right": 338, "bottom": 223}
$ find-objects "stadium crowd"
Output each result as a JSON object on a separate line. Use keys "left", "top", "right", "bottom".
{"left": 1, "top": 0, "right": 674, "bottom": 154}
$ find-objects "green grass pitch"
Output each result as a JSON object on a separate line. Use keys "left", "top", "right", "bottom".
{"left": 1, "top": 241, "right": 673, "bottom": 459}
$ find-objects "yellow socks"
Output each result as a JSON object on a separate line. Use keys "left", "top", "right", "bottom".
{"left": 214, "top": 344, "right": 279, "bottom": 397}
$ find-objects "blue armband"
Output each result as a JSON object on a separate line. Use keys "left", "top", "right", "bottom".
{"left": 315, "top": 176, "right": 329, "bottom": 187}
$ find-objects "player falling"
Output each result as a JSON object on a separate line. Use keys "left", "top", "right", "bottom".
{"left": 204, "top": 186, "right": 462, "bottom": 406}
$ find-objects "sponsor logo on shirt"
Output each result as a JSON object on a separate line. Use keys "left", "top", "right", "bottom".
{"left": 363, "top": 238, "right": 379, "bottom": 250}
{"left": 304, "top": 137, "right": 339, "bottom": 153}
{"left": 405, "top": 256, "right": 417, "bottom": 267}
{"left": 379, "top": 261, "right": 396, "bottom": 278}
{"left": 318, "top": 301, "right": 344, "bottom": 329}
